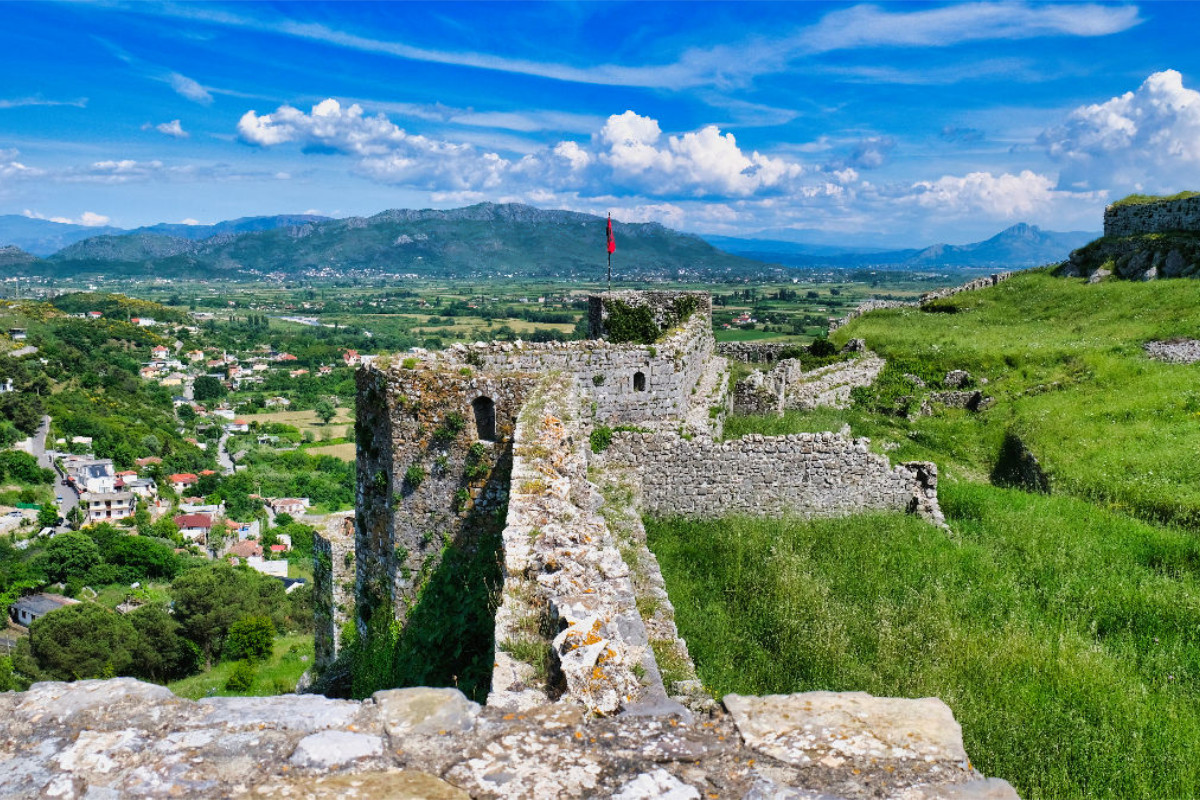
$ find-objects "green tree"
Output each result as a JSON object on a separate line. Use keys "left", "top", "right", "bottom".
{"left": 193, "top": 376, "right": 227, "bottom": 402}
{"left": 128, "top": 603, "right": 200, "bottom": 683}
{"left": 224, "top": 615, "right": 275, "bottom": 663}
{"left": 66, "top": 505, "right": 85, "bottom": 530}
{"left": 30, "top": 603, "right": 138, "bottom": 680}
{"left": 40, "top": 532, "right": 101, "bottom": 584}
{"left": 177, "top": 404, "right": 196, "bottom": 423}
{"left": 37, "top": 503, "right": 58, "bottom": 529}
{"left": 104, "top": 536, "right": 181, "bottom": 582}
{"left": 314, "top": 398, "right": 336, "bottom": 426}
{"left": 170, "top": 564, "right": 288, "bottom": 666}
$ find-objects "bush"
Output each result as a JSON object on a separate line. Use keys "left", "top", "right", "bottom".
{"left": 590, "top": 425, "right": 613, "bottom": 453}
{"left": 224, "top": 660, "right": 256, "bottom": 692}
{"left": 224, "top": 615, "right": 275, "bottom": 663}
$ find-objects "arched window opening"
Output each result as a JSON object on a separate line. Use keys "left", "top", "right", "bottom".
{"left": 633, "top": 371, "right": 646, "bottom": 392}
{"left": 472, "top": 396, "right": 497, "bottom": 441}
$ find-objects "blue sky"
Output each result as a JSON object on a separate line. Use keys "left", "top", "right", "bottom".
{"left": 2, "top": 1, "right": 1200, "bottom": 246}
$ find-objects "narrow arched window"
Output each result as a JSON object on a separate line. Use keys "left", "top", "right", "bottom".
{"left": 633, "top": 371, "right": 646, "bottom": 392}
{"left": 472, "top": 396, "right": 497, "bottom": 441}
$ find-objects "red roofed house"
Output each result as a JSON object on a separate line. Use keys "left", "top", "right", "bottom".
{"left": 225, "top": 419, "right": 249, "bottom": 434}
{"left": 229, "top": 540, "right": 263, "bottom": 559}
{"left": 342, "top": 349, "right": 361, "bottom": 367}
{"left": 270, "top": 497, "right": 309, "bottom": 517}
{"left": 170, "top": 473, "right": 199, "bottom": 492}
{"left": 270, "top": 544, "right": 288, "bottom": 554}
{"left": 151, "top": 345, "right": 170, "bottom": 359}
{"left": 173, "top": 513, "right": 214, "bottom": 544}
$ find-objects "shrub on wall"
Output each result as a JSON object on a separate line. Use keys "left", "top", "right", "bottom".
{"left": 602, "top": 300, "right": 660, "bottom": 344}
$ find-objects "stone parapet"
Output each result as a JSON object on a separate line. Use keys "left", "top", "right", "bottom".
{"left": 0, "top": 678, "right": 1017, "bottom": 799}
{"left": 313, "top": 512, "right": 355, "bottom": 668}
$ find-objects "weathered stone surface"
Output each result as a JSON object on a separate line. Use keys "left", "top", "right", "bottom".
{"left": 253, "top": 771, "right": 470, "bottom": 799}
{"left": 725, "top": 691, "right": 968, "bottom": 766}
{"left": 1104, "top": 194, "right": 1200, "bottom": 237}
{"left": 0, "top": 680, "right": 1015, "bottom": 800}
{"left": 375, "top": 687, "right": 481, "bottom": 737}
{"left": 290, "top": 730, "right": 384, "bottom": 768}
{"left": 192, "top": 693, "right": 366, "bottom": 732}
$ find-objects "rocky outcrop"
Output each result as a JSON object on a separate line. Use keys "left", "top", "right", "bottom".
{"left": 1145, "top": 339, "right": 1200, "bottom": 364}
{"left": 1057, "top": 232, "right": 1200, "bottom": 281}
{"left": 0, "top": 678, "right": 1016, "bottom": 799}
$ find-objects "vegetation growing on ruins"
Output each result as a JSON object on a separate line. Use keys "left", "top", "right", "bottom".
{"left": 1110, "top": 190, "right": 1200, "bottom": 207}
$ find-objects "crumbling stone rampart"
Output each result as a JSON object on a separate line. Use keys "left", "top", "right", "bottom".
{"left": 735, "top": 353, "right": 886, "bottom": 414}
{"left": 599, "top": 431, "right": 944, "bottom": 525}
{"left": 489, "top": 373, "right": 678, "bottom": 716}
{"left": 1104, "top": 195, "right": 1200, "bottom": 237}
{"left": 829, "top": 272, "right": 1016, "bottom": 331}
{"left": 0, "top": 678, "right": 1016, "bottom": 799}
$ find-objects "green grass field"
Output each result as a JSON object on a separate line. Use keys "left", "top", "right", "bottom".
{"left": 647, "top": 485, "right": 1200, "bottom": 799}
{"left": 660, "top": 270, "right": 1200, "bottom": 799}
{"left": 168, "top": 633, "right": 314, "bottom": 699}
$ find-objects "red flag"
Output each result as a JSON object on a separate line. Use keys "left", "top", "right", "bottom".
{"left": 606, "top": 214, "right": 616, "bottom": 254}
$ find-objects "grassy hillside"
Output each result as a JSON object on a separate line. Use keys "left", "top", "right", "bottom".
{"left": 652, "top": 269, "right": 1200, "bottom": 799}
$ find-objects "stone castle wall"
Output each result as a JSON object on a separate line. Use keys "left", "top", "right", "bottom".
{"left": 410, "top": 306, "right": 713, "bottom": 427}
{"left": 313, "top": 512, "right": 355, "bottom": 668}
{"left": 734, "top": 354, "right": 886, "bottom": 415}
{"left": 354, "top": 364, "right": 529, "bottom": 630}
{"left": 714, "top": 340, "right": 793, "bottom": 362}
{"left": 599, "top": 431, "right": 944, "bottom": 525}
{"left": 587, "top": 290, "right": 712, "bottom": 339}
{"left": 1104, "top": 195, "right": 1200, "bottom": 238}
{"left": 488, "top": 374, "right": 680, "bottom": 716}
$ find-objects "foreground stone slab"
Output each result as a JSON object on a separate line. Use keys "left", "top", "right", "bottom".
{"left": 0, "top": 679, "right": 1017, "bottom": 799}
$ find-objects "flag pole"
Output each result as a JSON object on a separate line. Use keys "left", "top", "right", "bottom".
{"left": 606, "top": 213, "right": 612, "bottom": 293}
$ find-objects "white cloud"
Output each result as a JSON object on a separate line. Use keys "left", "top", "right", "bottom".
{"left": 180, "top": 218, "right": 202, "bottom": 225}
{"left": 594, "top": 111, "right": 805, "bottom": 196}
{"left": 800, "top": 3, "right": 1140, "bottom": 53}
{"left": 170, "top": 72, "right": 213, "bottom": 105}
{"left": 0, "top": 149, "right": 43, "bottom": 180}
{"left": 910, "top": 170, "right": 1058, "bottom": 217}
{"left": 0, "top": 96, "right": 87, "bottom": 109}
{"left": 143, "top": 119, "right": 189, "bottom": 138}
{"left": 22, "top": 209, "right": 111, "bottom": 226}
{"left": 1041, "top": 69, "right": 1200, "bottom": 193}
{"left": 138, "top": 3, "right": 1140, "bottom": 93}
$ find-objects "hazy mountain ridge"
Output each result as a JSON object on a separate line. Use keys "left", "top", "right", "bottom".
{"left": 709, "top": 223, "right": 1099, "bottom": 269}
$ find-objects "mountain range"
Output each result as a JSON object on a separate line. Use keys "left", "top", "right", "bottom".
{"left": 0, "top": 205, "right": 1099, "bottom": 280}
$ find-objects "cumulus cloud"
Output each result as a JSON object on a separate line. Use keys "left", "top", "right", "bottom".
{"left": 0, "top": 148, "right": 44, "bottom": 180}
{"left": 592, "top": 111, "right": 805, "bottom": 196}
{"left": 22, "top": 209, "right": 111, "bottom": 226}
{"left": 170, "top": 72, "right": 213, "bottom": 104}
{"left": 1041, "top": 69, "right": 1200, "bottom": 193}
{"left": 143, "top": 119, "right": 189, "bottom": 138}
{"left": 910, "top": 170, "right": 1058, "bottom": 217}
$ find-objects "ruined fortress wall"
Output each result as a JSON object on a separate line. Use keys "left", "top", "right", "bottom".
{"left": 714, "top": 341, "right": 793, "bottom": 362}
{"left": 354, "top": 364, "right": 530, "bottom": 628}
{"left": 601, "top": 431, "right": 942, "bottom": 522}
{"left": 828, "top": 272, "right": 1015, "bottom": 332}
{"left": 459, "top": 308, "right": 714, "bottom": 425}
{"left": 313, "top": 512, "right": 355, "bottom": 668}
{"left": 489, "top": 374, "right": 677, "bottom": 716}
{"left": 1105, "top": 195, "right": 1200, "bottom": 237}
{"left": 586, "top": 290, "right": 712, "bottom": 339}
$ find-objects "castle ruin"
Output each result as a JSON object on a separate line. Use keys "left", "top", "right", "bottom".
{"left": 0, "top": 290, "right": 1018, "bottom": 799}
